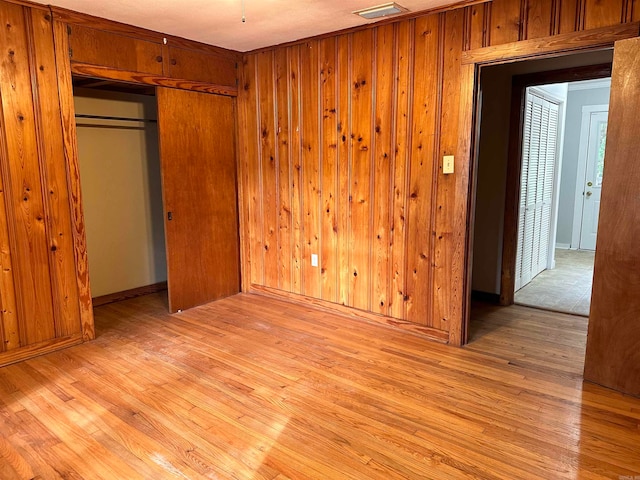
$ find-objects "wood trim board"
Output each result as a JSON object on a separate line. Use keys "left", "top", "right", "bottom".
{"left": 249, "top": 284, "right": 450, "bottom": 343}
{"left": 70, "top": 63, "right": 239, "bottom": 97}
{"left": 92, "top": 282, "right": 168, "bottom": 307}
{"left": 0, "top": 333, "right": 83, "bottom": 368}
{"left": 462, "top": 22, "right": 640, "bottom": 65}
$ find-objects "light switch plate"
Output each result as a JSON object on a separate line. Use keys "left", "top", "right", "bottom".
{"left": 311, "top": 254, "right": 318, "bottom": 267}
{"left": 443, "top": 155, "right": 454, "bottom": 174}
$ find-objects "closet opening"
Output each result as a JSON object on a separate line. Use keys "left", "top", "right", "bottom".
{"left": 72, "top": 77, "right": 168, "bottom": 313}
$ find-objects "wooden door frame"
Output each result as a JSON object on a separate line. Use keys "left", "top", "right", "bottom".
{"left": 499, "top": 63, "right": 612, "bottom": 306}
{"left": 53, "top": 19, "right": 241, "bottom": 336}
{"left": 455, "top": 22, "right": 639, "bottom": 346}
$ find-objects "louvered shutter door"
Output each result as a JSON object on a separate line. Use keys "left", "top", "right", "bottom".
{"left": 515, "top": 99, "right": 533, "bottom": 290}
{"left": 515, "top": 90, "right": 560, "bottom": 292}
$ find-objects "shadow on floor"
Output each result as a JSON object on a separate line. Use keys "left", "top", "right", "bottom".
{"left": 468, "top": 301, "right": 588, "bottom": 378}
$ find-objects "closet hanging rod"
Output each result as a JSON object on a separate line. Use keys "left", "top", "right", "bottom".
{"left": 75, "top": 113, "right": 157, "bottom": 123}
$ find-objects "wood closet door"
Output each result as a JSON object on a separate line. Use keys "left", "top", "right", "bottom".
{"left": 584, "top": 36, "right": 640, "bottom": 396}
{"left": 157, "top": 88, "right": 239, "bottom": 312}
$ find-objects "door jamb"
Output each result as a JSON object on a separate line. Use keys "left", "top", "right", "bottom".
{"left": 457, "top": 23, "right": 639, "bottom": 346}
{"left": 498, "top": 64, "right": 612, "bottom": 306}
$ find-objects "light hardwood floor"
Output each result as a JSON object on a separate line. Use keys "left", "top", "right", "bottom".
{"left": 1, "top": 293, "right": 639, "bottom": 479}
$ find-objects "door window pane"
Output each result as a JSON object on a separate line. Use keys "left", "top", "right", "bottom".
{"left": 596, "top": 120, "right": 607, "bottom": 186}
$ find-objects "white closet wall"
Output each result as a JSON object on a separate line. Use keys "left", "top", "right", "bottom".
{"left": 75, "top": 88, "right": 167, "bottom": 297}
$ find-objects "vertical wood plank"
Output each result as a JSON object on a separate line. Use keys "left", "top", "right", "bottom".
{"left": 623, "top": 0, "right": 634, "bottom": 22}
{"left": 52, "top": 20, "right": 94, "bottom": 340}
{"left": 633, "top": 0, "right": 640, "bottom": 21}
{"left": 0, "top": 3, "right": 56, "bottom": 344}
{"left": 489, "top": 0, "right": 522, "bottom": 45}
{"left": 550, "top": 0, "right": 562, "bottom": 34}
{"left": 371, "top": 24, "right": 394, "bottom": 316}
{"left": 336, "top": 35, "right": 351, "bottom": 307}
{"left": 433, "top": 10, "right": 464, "bottom": 334}
{"left": 557, "top": 0, "right": 581, "bottom": 33}
{"left": 29, "top": 8, "right": 81, "bottom": 338}
{"left": 467, "top": 3, "right": 487, "bottom": 50}
{"left": 300, "top": 40, "right": 321, "bottom": 299}
{"left": 236, "top": 57, "right": 251, "bottom": 292}
{"left": 584, "top": 0, "right": 625, "bottom": 29}
{"left": 257, "top": 51, "right": 278, "bottom": 289}
{"left": 239, "top": 54, "right": 264, "bottom": 288}
{"left": 0, "top": 85, "right": 19, "bottom": 352}
{"left": 349, "top": 30, "right": 374, "bottom": 312}
{"left": 390, "top": 21, "right": 412, "bottom": 321}
{"left": 274, "top": 48, "right": 292, "bottom": 293}
{"left": 320, "top": 37, "right": 338, "bottom": 303}
{"left": 526, "top": 0, "right": 555, "bottom": 39}
{"left": 449, "top": 62, "right": 477, "bottom": 347}
{"left": 289, "top": 45, "right": 303, "bottom": 295}
{"left": 405, "top": 15, "right": 439, "bottom": 326}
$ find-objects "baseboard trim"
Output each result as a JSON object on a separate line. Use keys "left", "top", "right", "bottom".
{"left": 555, "top": 243, "right": 571, "bottom": 249}
{"left": 249, "top": 284, "right": 450, "bottom": 344}
{"left": 92, "top": 282, "right": 168, "bottom": 307}
{"left": 0, "top": 333, "right": 83, "bottom": 368}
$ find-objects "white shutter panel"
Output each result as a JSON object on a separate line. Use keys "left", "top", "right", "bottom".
{"left": 515, "top": 99, "right": 533, "bottom": 290}
{"left": 537, "top": 100, "right": 559, "bottom": 274}
{"left": 516, "top": 90, "right": 561, "bottom": 292}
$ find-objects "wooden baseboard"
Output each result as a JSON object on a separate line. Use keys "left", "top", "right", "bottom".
{"left": 0, "top": 334, "right": 83, "bottom": 368}
{"left": 92, "top": 282, "right": 168, "bottom": 307}
{"left": 471, "top": 290, "right": 501, "bottom": 304}
{"left": 249, "top": 284, "right": 450, "bottom": 344}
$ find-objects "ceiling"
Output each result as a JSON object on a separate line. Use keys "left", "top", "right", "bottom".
{"left": 33, "top": 0, "right": 468, "bottom": 52}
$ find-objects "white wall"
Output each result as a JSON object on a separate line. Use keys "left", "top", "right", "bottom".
{"left": 471, "top": 50, "right": 613, "bottom": 295}
{"left": 555, "top": 83, "right": 611, "bottom": 247}
{"left": 75, "top": 88, "right": 167, "bottom": 297}
{"left": 535, "top": 83, "right": 569, "bottom": 101}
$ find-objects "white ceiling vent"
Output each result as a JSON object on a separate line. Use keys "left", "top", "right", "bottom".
{"left": 353, "top": 2, "right": 409, "bottom": 20}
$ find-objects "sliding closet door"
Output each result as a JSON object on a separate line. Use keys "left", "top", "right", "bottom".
{"left": 157, "top": 88, "right": 239, "bottom": 312}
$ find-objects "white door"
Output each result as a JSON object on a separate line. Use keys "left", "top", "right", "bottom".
{"left": 515, "top": 90, "right": 560, "bottom": 291}
{"left": 578, "top": 111, "right": 608, "bottom": 250}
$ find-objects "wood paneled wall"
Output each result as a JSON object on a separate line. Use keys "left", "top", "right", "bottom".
{"left": 238, "top": 0, "right": 637, "bottom": 341}
{"left": 240, "top": 15, "right": 458, "bottom": 333}
{"left": 0, "top": 0, "right": 83, "bottom": 364}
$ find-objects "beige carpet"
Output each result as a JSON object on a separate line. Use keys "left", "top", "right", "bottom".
{"left": 514, "top": 249, "right": 595, "bottom": 316}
